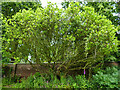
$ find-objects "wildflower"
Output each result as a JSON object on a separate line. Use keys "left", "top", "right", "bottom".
{"left": 84, "top": 69, "right": 85, "bottom": 75}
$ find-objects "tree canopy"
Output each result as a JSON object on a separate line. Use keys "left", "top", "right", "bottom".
{"left": 2, "top": 2, "right": 119, "bottom": 75}
{"left": 2, "top": 2, "right": 42, "bottom": 19}
{"left": 61, "top": 1, "right": 120, "bottom": 62}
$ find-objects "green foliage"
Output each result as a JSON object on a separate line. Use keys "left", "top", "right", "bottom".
{"left": 75, "top": 75, "right": 92, "bottom": 88}
{"left": 61, "top": 1, "right": 120, "bottom": 26}
{"left": 86, "top": 2, "right": 120, "bottom": 62}
{"left": 2, "top": 75, "right": 20, "bottom": 86}
{"left": 62, "top": 2, "right": 118, "bottom": 71}
{"left": 12, "top": 72, "right": 92, "bottom": 88}
{"left": 2, "top": 65, "right": 21, "bottom": 87}
{"left": 61, "top": 1, "right": 120, "bottom": 62}
{"left": 92, "top": 66, "right": 119, "bottom": 89}
{"left": 2, "top": 2, "right": 42, "bottom": 63}
{"left": 7, "top": 66, "right": 120, "bottom": 88}
{"left": 2, "top": 65, "right": 13, "bottom": 78}
{"left": 12, "top": 74, "right": 34, "bottom": 88}
{"left": 2, "top": 77, "right": 14, "bottom": 86}
{"left": 104, "top": 54, "right": 117, "bottom": 62}
{"left": 2, "top": 2, "right": 118, "bottom": 75}
{"left": 2, "top": 2, "right": 42, "bottom": 19}
{"left": 86, "top": 2, "right": 119, "bottom": 26}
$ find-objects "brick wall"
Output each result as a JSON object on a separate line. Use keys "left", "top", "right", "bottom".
{"left": 2, "top": 62, "right": 119, "bottom": 78}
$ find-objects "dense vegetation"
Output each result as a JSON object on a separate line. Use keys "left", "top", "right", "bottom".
{"left": 2, "top": 1, "right": 120, "bottom": 89}
{"left": 62, "top": 1, "right": 120, "bottom": 62}
{"left": 2, "top": 66, "right": 119, "bottom": 89}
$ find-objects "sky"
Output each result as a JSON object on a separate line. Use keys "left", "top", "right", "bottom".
{"left": 40, "top": 0, "right": 119, "bottom": 17}
{"left": 40, "top": 0, "right": 64, "bottom": 8}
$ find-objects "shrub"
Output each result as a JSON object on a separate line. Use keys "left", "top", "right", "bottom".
{"left": 92, "top": 66, "right": 119, "bottom": 89}
{"left": 75, "top": 75, "right": 92, "bottom": 88}
{"left": 2, "top": 2, "right": 118, "bottom": 76}
{"left": 12, "top": 72, "right": 92, "bottom": 88}
{"left": 13, "top": 74, "right": 34, "bottom": 88}
{"left": 2, "top": 75, "right": 20, "bottom": 86}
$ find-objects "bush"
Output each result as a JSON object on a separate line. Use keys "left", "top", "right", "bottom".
{"left": 2, "top": 75, "right": 20, "bottom": 86}
{"left": 12, "top": 66, "right": 119, "bottom": 89}
{"left": 12, "top": 72, "right": 92, "bottom": 88}
{"left": 2, "top": 2, "right": 118, "bottom": 75}
{"left": 75, "top": 75, "right": 92, "bottom": 88}
{"left": 92, "top": 66, "right": 119, "bottom": 89}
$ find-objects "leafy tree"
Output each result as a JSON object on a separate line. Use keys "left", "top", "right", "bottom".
{"left": 2, "top": 2, "right": 70, "bottom": 73}
{"left": 86, "top": 2, "right": 120, "bottom": 62}
{"left": 86, "top": 2, "right": 119, "bottom": 26}
{"left": 2, "top": 2, "right": 42, "bottom": 63}
{"left": 2, "top": 2, "right": 42, "bottom": 19}
{"left": 2, "top": 2, "right": 118, "bottom": 76}
{"left": 61, "top": 1, "right": 120, "bottom": 62}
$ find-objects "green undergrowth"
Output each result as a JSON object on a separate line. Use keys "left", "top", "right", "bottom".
{"left": 7, "top": 66, "right": 119, "bottom": 89}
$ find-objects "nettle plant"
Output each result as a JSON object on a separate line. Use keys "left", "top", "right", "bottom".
{"left": 2, "top": 2, "right": 118, "bottom": 76}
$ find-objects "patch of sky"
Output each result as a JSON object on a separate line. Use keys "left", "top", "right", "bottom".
{"left": 11, "top": 9, "right": 13, "bottom": 11}
{"left": 68, "top": 32, "right": 70, "bottom": 35}
{"left": 117, "top": 31, "right": 120, "bottom": 34}
{"left": 40, "top": 0, "right": 63, "bottom": 9}
{"left": 28, "top": 53, "right": 31, "bottom": 61}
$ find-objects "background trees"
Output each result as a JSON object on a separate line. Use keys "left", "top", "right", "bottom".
{"left": 2, "top": 2, "right": 42, "bottom": 19}
{"left": 2, "top": 2, "right": 118, "bottom": 76}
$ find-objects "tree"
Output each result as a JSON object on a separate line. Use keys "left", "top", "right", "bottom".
{"left": 61, "top": 1, "right": 120, "bottom": 62}
{"left": 2, "top": 2, "right": 42, "bottom": 63}
{"left": 2, "top": 2, "right": 118, "bottom": 77}
{"left": 86, "top": 2, "right": 119, "bottom": 26}
{"left": 86, "top": 2, "right": 120, "bottom": 62}
{"left": 2, "top": 2, "right": 42, "bottom": 19}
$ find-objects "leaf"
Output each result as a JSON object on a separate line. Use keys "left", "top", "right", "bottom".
{"left": 19, "top": 40, "right": 22, "bottom": 44}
